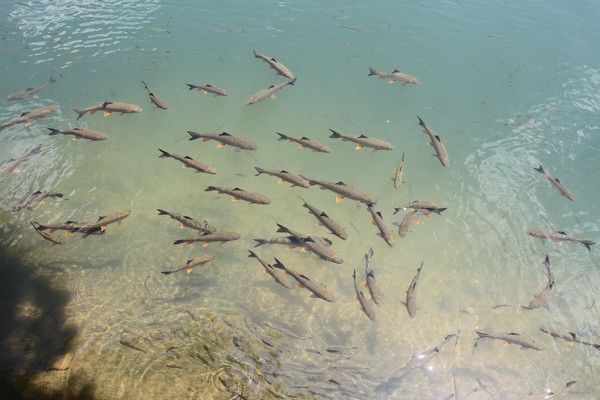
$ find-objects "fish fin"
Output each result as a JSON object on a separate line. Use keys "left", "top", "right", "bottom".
{"left": 103, "top": 111, "right": 111, "bottom": 117}
{"left": 388, "top": 80, "right": 395, "bottom": 84}
{"left": 335, "top": 195, "right": 344, "bottom": 203}
{"left": 182, "top": 165, "right": 189, "bottom": 168}
{"left": 502, "top": 342, "right": 511, "bottom": 347}
{"left": 231, "top": 197, "right": 239, "bottom": 202}
{"left": 202, "top": 138, "right": 210, "bottom": 142}
{"left": 202, "top": 243, "right": 210, "bottom": 247}
{"left": 300, "top": 248, "right": 309, "bottom": 253}
{"left": 203, "top": 91, "right": 209, "bottom": 95}
{"left": 65, "top": 231, "right": 73, "bottom": 237}
{"left": 296, "top": 283, "right": 304, "bottom": 288}
{"left": 298, "top": 144, "right": 305, "bottom": 149}
{"left": 186, "top": 267, "right": 193, "bottom": 274}
{"left": 413, "top": 220, "right": 420, "bottom": 225}
{"left": 319, "top": 186, "right": 327, "bottom": 190}
{"left": 100, "top": 226, "right": 107, "bottom": 232}
{"left": 39, "top": 200, "right": 46, "bottom": 205}
{"left": 316, "top": 221, "right": 323, "bottom": 226}
{"left": 24, "top": 122, "right": 31, "bottom": 127}
{"left": 216, "top": 143, "right": 225, "bottom": 148}
{"left": 12, "top": 167, "right": 20, "bottom": 173}
{"left": 278, "top": 178, "right": 284, "bottom": 184}
{"left": 370, "top": 220, "right": 375, "bottom": 225}
{"left": 355, "top": 145, "right": 363, "bottom": 150}
{"left": 270, "top": 94, "right": 276, "bottom": 99}
{"left": 360, "top": 281, "right": 367, "bottom": 288}
{"left": 566, "top": 341, "right": 574, "bottom": 347}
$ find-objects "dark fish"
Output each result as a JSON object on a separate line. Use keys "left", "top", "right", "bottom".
{"left": 276, "top": 224, "right": 343, "bottom": 264}
{"left": 158, "top": 148, "right": 217, "bottom": 174}
{"left": 0, "top": 144, "right": 43, "bottom": 179}
{"left": 298, "top": 196, "right": 347, "bottom": 239}
{"left": 76, "top": 210, "right": 131, "bottom": 234}
{"left": 364, "top": 247, "right": 383, "bottom": 305}
{"left": 393, "top": 152, "right": 405, "bottom": 189}
{"left": 475, "top": 331, "right": 542, "bottom": 350}
{"left": 173, "top": 231, "right": 240, "bottom": 246}
{"left": 12, "top": 191, "right": 65, "bottom": 212}
{"left": 353, "top": 269, "right": 376, "bottom": 320}
{"left": 161, "top": 254, "right": 216, "bottom": 275}
{"left": 48, "top": 127, "right": 108, "bottom": 141}
{"left": 368, "top": 67, "right": 420, "bottom": 85}
{"left": 205, "top": 186, "right": 270, "bottom": 205}
{"left": 255, "top": 167, "right": 309, "bottom": 188}
{"left": 0, "top": 105, "right": 60, "bottom": 131}
{"left": 539, "top": 327, "right": 600, "bottom": 350}
{"left": 417, "top": 116, "right": 449, "bottom": 167}
{"left": 328, "top": 128, "right": 393, "bottom": 151}
{"left": 534, "top": 164, "right": 575, "bottom": 201}
{"left": 141, "top": 80, "right": 168, "bottom": 110}
{"left": 30, "top": 221, "right": 64, "bottom": 245}
{"left": 6, "top": 76, "right": 56, "bottom": 100}
{"left": 523, "top": 255, "right": 555, "bottom": 310}
{"left": 253, "top": 235, "right": 333, "bottom": 249}
{"left": 247, "top": 250, "right": 291, "bottom": 288}
{"left": 367, "top": 205, "right": 395, "bottom": 246}
{"left": 246, "top": 78, "right": 297, "bottom": 105}
{"left": 253, "top": 49, "right": 295, "bottom": 79}
{"left": 272, "top": 258, "right": 335, "bottom": 302}
{"left": 187, "top": 131, "right": 257, "bottom": 151}
{"left": 302, "top": 175, "right": 378, "bottom": 205}
{"left": 185, "top": 83, "right": 228, "bottom": 96}
{"left": 403, "top": 261, "right": 423, "bottom": 318}
{"left": 276, "top": 132, "right": 331, "bottom": 153}
{"left": 392, "top": 209, "right": 423, "bottom": 238}
{"left": 527, "top": 228, "right": 595, "bottom": 251}
{"left": 156, "top": 209, "right": 216, "bottom": 233}
{"left": 394, "top": 200, "right": 447, "bottom": 216}
{"left": 74, "top": 101, "right": 142, "bottom": 120}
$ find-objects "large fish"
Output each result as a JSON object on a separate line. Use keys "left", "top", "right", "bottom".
{"left": 185, "top": 83, "right": 228, "bottom": 96}
{"left": 187, "top": 131, "right": 257, "bottom": 151}
{"left": 161, "top": 254, "right": 216, "bottom": 275}
{"left": 301, "top": 175, "right": 378, "bottom": 205}
{"left": 253, "top": 49, "right": 295, "bottom": 79}
{"left": 247, "top": 250, "right": 291, "bottom": 288}
{"left": 33, "top": 220, "right": 104, "bottom": 236}
{"left": 367, "top": 205, "right": 395, "bottom": 246}
{"left": 173, "top": 231, "right": 240, "bottom": 246}
{"left": 141, "top": 80, "right": 168, "bottom": 110}
{"left": 6, "top": 76, "right": 56, "bottom": 100}
{"left": 74, "top": 101, "right": 142, "bottom": 120}
{"left": 205, "top": 186, "right": 270, "bottom": 205}
{"left": 364, "top": 247, "right": 383, "bottom": 305}
{"left": 353, "top": 269, "right": 376, "bottom": 321}
{"left": 539, "top": 327, "right": 600, "bottom": 351}
{"left": 253, "top": 235, "right": 333, "bottom": 249}
{"left": 276, "top": 132, "right": 331, "bottom": 153}
{"left": 48, "top": 127, "right": 108, "bottom": 141}
{"left": 328, "top": 129, "right": 393, "bottom": 151}
{"left": 76, "top": 210, "right": 131, "bottom": 234}
{"left": 156, "top": 209, "right": 216, "bottom": 233}
{"left": 0, "top": 105, "right": 60, "bottom": 131}
{"left": 298, "top": 196, "right": 347, "bottom": 239}
{"left": 417, "top": 116, "right": 449, "bottom": 167}
{"left": 276, "top": 224, "right": 343, "bottom": 264}
{"left": 0, "top": 144, "right": 43, "bottom": 179}
{"left": 392, "top": 209, "right": 423, "bottom": 238}
{"left": 255, "top": 167, "right": 309, "bottom": 188}
{"left": 403, "top": 261, "right": 423, "bottom": 318}
{"left": 393, "top": 152, "right": 405, "bottom": 189}
{"left": 523, "top": 255, "right": 555, "bottom": 310}
{"left": 368, "top": 67, "right": 420, "bottom": 85}
{"left": 475, "top": 331, "right": 542, "bottom": 350}
{"left": 158, "top": 148, "right": 217, "bottom": 174}
{"left": 534, "top": 165, "right": 575, "bottom": 201}
{"left": 272, "top": 258, "right": 335, "bottom": 302}
{"left": 246, "top": 78, "right": 297, "bottom": 105}
{"left": 527, "top": 228, "right": 595, "bottom": 251}
{"left": 394, "top": 200, "right": 447, "bottom": 216}
{"left": 12, "top": 190, "right": 65, "bottom": 212}
{"left": 30, "top": 221, "right": 64, "bottom": 245}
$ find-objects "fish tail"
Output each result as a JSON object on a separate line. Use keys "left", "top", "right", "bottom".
{"left": 272, "top": 258, "right": 285, "bottom": 269}
{"left": 581, "top": 240, "right": 595, "bottom": 251}
{"left": 73, "top": 108, "right": 86, "bottom": 120}
{"left": 160, "top": 270, "right": 174, "bottom": 275}
{"left": 185, "top": 84, "right": 195, "bottom": 90}
{"left": 416, "top": 116, "right": 426, "bottom": 127}
{"left": 187, "top": 131, "right": 201, "bottom": 140}
{"left": 275, "top": 224, "right": 289, "bottom": 233}
{"left": 276, "top": 132, "right": 288, "bottom": 141}
{"left": 30, "top": 221, "right": 41, "bottom": 231}
{"left": 434, "top": 208, "right": 448, "bottom": 215}
{"left": 47, "top": 128, "right": 61, "bottom": 135}
{"left": 248, "top": 250, "right": 257, "bottom": 258}
{"left": 534, "top": 165, "right": 545, "bottom": 174}
{"left": 254, "top": 167, "right": 266, "bottom": 176}
{"left": 205, "top": 186, "right": 218, "bottom": 192}
{"left": 49, "top": 76, "right": 57, "bottom": 84}
{"left": 157, "top": 209, "right": 168, "bottom": 215}
{"left": 173, "top": 239, "right": 186, "bottom": 245}
{"left": 287, "top": 77, "right": 297, "bottom": 85}
{"left": 158, "top": 148, "right": 171, "bottom": 158}
{"left": 253, "top": 239, "right": 268, "bottom": 247}
{"left": 141, "top": 80, "right": 148, "bottom": 88}
{"left": 368, "top": 67, "right": 378, "bottom": 76}
{"left": 253, "top": 49, "right": 259, "bottom": 58}
{"left": 476, "top": 331, "right": 490, "bottom": 339}
{"left": 328, "top": 129, "right": 342, "bottom": 139}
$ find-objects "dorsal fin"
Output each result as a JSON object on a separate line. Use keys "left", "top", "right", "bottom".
{"left": 233, "top": 187, "right": 243, "bottom": 191}
{"left": 392, "top": 69, "right": 400, "bottom": 73}
{"left": 435, "top": 135, "right": 442, "bottom": 142}
{"left": 319, "top": 212, "right": 329, "bottom": 218}
{"left": 184, "top": 156, "right": 193, "bottom": 160}
{"left": 301, "top": 136, "right": 310, "bottom": 140}
{"left": 219, "top": 132, "right": 232, "bottom": 137}
{"left": 280, "top": 170, "right": 288, "bottom": 173}
{"left": 336, "top": 181, "right": 346, "bottom": 185}
{"left": 359, "top": 134, "right": 368, "bottom": 138}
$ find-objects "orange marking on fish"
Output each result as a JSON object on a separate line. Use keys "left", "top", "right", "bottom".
{"left": 103, "top": 111, "right": 111, "bottom": 117}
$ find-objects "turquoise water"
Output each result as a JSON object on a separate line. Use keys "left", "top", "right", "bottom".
{"left": 1, "top": 1, "right": 599, "bottom": 398}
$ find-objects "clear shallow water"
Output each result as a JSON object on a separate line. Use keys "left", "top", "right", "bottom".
{"left": 1, "top": 1, "right": 599, "bottom": 399}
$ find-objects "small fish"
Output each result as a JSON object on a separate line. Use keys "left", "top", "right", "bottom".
{"left": 368, "top": 67, "right": 420, "bottom": 85}
{"left": 417, "top": 116, "right": 449, "bottom": 167}
{"left": 30, "top": 221, "right": 64, "bottom": 245}
{"left": 403, "top": 261, "right": 423, "bottom": 318}
{"left": 173, "top": 231, "right": 240, "bottom": 246}
{"left": 353, "top": 269, "right": 376, "bottom": 320}
{"left": 141, "top": 80, "right": 168, "bottom": 110}
{"left": 393, "top": 152, "right": 405, "bottom": 189}
{"left": 364, "top": 247, "right": 383, "bottom": 305}
{"left": 301, "top": 176, "right": 378, "bottom": 205}
{"left": 156, "top": 209, "right": 216, "bottom": 233}
{"left": 298, "top": 196, "right": 347, "bottom": 239}
{"left": 0, "top": 144, "right": 43, "bottom": 179}
{"left": 247, "top": 250, "right": 291, "bottom": 288}
{"left": 6, "top": 76, "right": 56, "bottom": 100}
{"left": 276, "top": 132, "right": 331, "bottom": 153}
{"left": 161, "top": 254, "right": 216, "bottom": 275}
{"left": 76, "top": 210, "right": 131, "bottom": 234}
{"left": 187, "top": 131, "right": 257, "bottom": 151}
{"left": 534, "top": 164, "right": 575, "bottom": 201}
{"left": 158, "top": 148, "right": 217, "bottom": 174}
{"left": 539, "top": 327, "right": 600, "bottom": 350}
{"left": 253, "top": 49, "right": 295, "bottom": 79}
{"left": 12, "top": 190, "right": 65, "bottom": 212}
{"left": 367, "top": 205, "right": 395, "bottom": 246}
{"left": 205, "top": 186, "right": 270, "bottom": 205}
{"left": 48, "top": 127, "right": 108, "bottom": 141}
{"left": 74, "top": 101, "right": 142, "bottom": 120}
{"left": 272, "top": 258, "right": 335, "bottom": 302}
{"left": 253, "top": 235, "right": 333, "bottom": 249}
{"left": 185, "top": 83, "right": 228, "bottom": 96}
{"left": 475, "top": 331, "right": 542, "bottom": 350}
{"left": 255, "top": 167, "right": 309, "bottom": 188}
{"left": 0, "top": 105, "right": 60, "bottom": 131}
{"left": 394, "top": 200, "right": 447, "bottom": 216}
{"left": 392, "top": 209, "right": 423, "bottom": 238}
{"left": 246, "top": 77, "right": 297, "bottom": 105}
{"left": 328, "top": 129, "right": 393, "bottom": 151}
{"left": 523, "top": 255, "right": 555, "bottom": 310}
{"left": 276, "top": 224, "right": 344, "bottom": 264}
{"left": 404, "top": 334, "right": 456, "bottom": 370}
{"left": 527, "top": 228, "right": 595, "bottom": 251}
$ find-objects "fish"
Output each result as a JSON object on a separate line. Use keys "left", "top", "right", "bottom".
{"left": 0, "top": 105, "right": 60, "bottom": 131}
{"left": 30, "top": 221, "right": 64, "bottom": 245}
{"left": 276, "top": 132, "right": 332, "bottom": 153}
{"left": 205, "top": 186, "right": 270, "bottom": 205}
{"left": 255, "top": 167, "right": 310, "bottom": 188}
{"left": 246, "top": 77, "right": 297, "bottom": 105}
{"left": 253, "top": 49, "right": 295, "bottom": 79}
{"left": 367, "top": 205, "right": 395, "bottom": 246}
{"left": 353, "top": 269, "right": 376, "bottom": 320}
{"left": 527, "top": 228, "right": 595, "bottom": 251}
{"left": 12, "top": 191, "right": 65, "bottom": 212}
{"left": 33, "top": 220, "right": 94, "bottom": 234}
{"left": 301, "top": 176, "right": 378, "bottom": 205}
{"left": 392, "top": 209, "right": 423, "bottom": 238}
{"left": 161, "top": 254, "right": 216, "bottom": 275}
{"left": 368, "top": 67, "right": 420, "bottom": 85}
{"left": 476, "top": 331, "right": 542, "bottom": 350}
{"left": 6, "top": 76, "right": 56, "bottom": 100}
{"left": 76, "top": 210, "right": 131, "bottom": 234}
{"left": 74, "top": 101, "right": 142, "bottom": 120}
{"left": 173, "top": 231, "right": 240, "bottom": 246}
{"left": 0, "top": 144, "right": 43, "bottom": 179}
{"left": 156, "top": 209, "right": 216, "bottom": 233}
{"left": 328, "top": 129, "right": 394, "bottom": 151}
{"left": 403, "top": 261, "right": 423, "bottom": 318}
{"left": 523, "top": 255, "right": 555, "bottom": 310}
{"left": 48, "top": 127, "right": 108, "bottom": 141}
{"left": 417, "top": 116, "right": 449, "bottom": 167}
{"left": 539, "top": 327, "right": 600, "bottom": 350}
{"left": 533, "top": 164, "right": 575, "bottom": 201}
{"left": 272, "top": 257, "right": 335, "bottom": 302}
{"left": 247, "top": 250, "right": 291, "bottom": 288}
{"left": 158, "top": 148, "right": 217, "bottom": 174}
{"left": 185, "top": 83, "right": 228, "bottom": 96}
{"left": 394, "top": 200, "right": 447, "bottom": 216}
{"left": 276, "top": 224, "right": 344, "bottom": 264}
{"left": 298, "top": 196, "right": 347, "bottom": 239}
{"left": 364, "top": 247, "right": 383, "bottom": 305}
{"left": 187, "top": 131, "right": 257, "bottom": 151}
{"left": 393, "top": 152, "right": 405, "bottom": 188}
{"left": 253, "top": 235, "right": 333, "bottom": 249}
{"left": 141, "top": 80, "right": 168, "bottom": 110}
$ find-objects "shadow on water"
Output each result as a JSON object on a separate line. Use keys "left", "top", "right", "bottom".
{"left": 0, "top": 245, "right": 97, "bottom": 399}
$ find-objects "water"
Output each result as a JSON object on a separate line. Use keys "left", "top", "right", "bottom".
{"left": 1, "top": 0, "right": 599, "bottom": 398}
